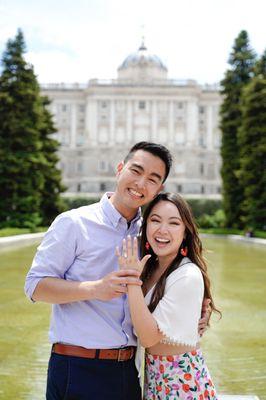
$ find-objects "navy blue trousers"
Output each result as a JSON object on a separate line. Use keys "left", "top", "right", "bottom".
{"left": 46, "top": 353, "right": 142, "bottom": 400}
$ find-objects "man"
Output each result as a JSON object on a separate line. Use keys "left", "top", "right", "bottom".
{"left": 25, "top": 142, "right": 208, "bottom": 400}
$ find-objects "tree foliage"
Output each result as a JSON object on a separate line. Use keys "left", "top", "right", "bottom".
{"left": 38, "top": 97, "right": 66, "bottom": 226}
{"left": 220, "top": 30, "right": 257, "bottom": 228}
{"left": 237, "top": 50, "right": 266, "bottom": 230}
{"left": 0, "top": 29, "right": 64, "bottom": 228}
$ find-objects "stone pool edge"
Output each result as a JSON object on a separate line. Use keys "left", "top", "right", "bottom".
{"left": 1, "top": 231, "right": 265, "bottom": 250}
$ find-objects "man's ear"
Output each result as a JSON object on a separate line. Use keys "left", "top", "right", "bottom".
{"left": 116, "top": 161, "right": 124, "bottom": 176}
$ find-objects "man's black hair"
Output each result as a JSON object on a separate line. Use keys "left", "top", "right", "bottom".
{"left": 124, "top": 141, "right": 172, "bottom": 183}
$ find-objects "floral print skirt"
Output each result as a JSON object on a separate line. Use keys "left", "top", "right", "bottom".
{"left": 144, "top": 349, "right": 217, "bottom": 400}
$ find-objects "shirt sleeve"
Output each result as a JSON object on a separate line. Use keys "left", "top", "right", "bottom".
{"left": 152, "top": 264, "right": 204, "bottom": 346}
{"left": 24, "top": 211, "right": 78, "bottom": 301}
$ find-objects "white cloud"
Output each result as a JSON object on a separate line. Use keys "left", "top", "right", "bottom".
{"left": 1, "top": 0, "right": 265, "bottom": 84}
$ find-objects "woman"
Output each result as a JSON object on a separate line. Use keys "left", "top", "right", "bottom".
{"left": 116, "top": 193, "right": 220, "bottom": 400}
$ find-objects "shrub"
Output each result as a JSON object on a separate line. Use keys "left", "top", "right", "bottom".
{"left": 186, "top": 199, "right": 222, "bottom": 219}
{"left": 62, "top": 197, "right": 100, "bottom": 210}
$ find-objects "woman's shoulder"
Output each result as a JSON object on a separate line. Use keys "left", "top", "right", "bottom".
{"left": 166, "top": 258, "right": 203, "bottom": 287}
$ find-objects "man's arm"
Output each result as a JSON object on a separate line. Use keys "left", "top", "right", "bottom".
{"left": 32, "top": 269, "right": 142, "bottom": 304}
{"left": 26, "top": 213, "right": 142, "bottom": 304}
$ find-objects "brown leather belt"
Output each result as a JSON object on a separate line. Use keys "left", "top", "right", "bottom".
{"left": 52, "top": 343, "right": 136, "bottom": 362}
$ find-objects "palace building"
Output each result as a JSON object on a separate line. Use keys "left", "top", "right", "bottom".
{"left": 41, "top": 41, "right": 222, "bottom": 197}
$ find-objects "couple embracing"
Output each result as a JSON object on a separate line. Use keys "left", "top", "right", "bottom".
{"left": 25, "top": 142, "right": 219, "bottom": 400}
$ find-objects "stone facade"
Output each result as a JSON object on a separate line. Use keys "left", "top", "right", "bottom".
{"left": 42, "top": 43, "right": 222, "bottom": 197}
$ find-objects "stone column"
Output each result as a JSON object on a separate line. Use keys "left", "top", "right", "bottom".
{"left": 186, "top": 100, "right": 198, "bottom": 146}
{"left": 168, "top": 100, "right": 174, "bottom": 145}
{"left": 126, "top": 99, "right": 133, "bottom": 143}
{"left": 110, "top": 100, "right": 115, "bottom": 145}
{"left": 70, "top": 103, "right": 76, "bottom": 149}
{"left": 86, "top": 99, "right": 98, "bottom": 146}
{"left": 206, "top": 105, "right": 213, "bottom": 149}
{"left": 151, "top": 100, "right": 157, "bottom": 141}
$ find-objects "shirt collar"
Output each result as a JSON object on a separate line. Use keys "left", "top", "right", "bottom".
{"left": 100, "top": 192, "right": 142, "bottom": 228}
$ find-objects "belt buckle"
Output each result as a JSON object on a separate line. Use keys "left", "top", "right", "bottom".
{"left": 117, "top": 348, "right": 125, "bottom": 362}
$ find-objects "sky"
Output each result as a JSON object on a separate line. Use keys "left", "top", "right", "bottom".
{"left": 0, "top": 0, "right": 265, "bottom": 85}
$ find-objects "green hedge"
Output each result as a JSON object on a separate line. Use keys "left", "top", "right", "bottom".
{"left": 62, "top": 197, "right": 100, "bottom": 210}
{"left": 186, "top": 199, "right": 222, "bottom": 219}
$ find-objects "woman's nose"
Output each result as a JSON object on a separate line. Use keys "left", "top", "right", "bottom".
{"left": 157, "top": 223, "right": 168, "bottom": 234}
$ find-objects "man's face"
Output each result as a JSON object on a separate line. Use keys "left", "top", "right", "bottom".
{"left": 115, "top": 150, "right": 166, "bottom": 209}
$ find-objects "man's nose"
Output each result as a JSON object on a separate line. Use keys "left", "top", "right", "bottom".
{"left": 135, "top": 176, "right": 146, "bottom": 189}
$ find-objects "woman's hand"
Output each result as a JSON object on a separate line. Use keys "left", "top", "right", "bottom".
{"left": 116, "top": 236, "right": 151, "bottom": 274}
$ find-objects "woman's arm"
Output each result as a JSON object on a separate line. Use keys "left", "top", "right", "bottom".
{"left": 116, "top": 236, "right": 163, "bottom": 347}
{"left": 127, "top": 284, "right": 163, "bottom": 347}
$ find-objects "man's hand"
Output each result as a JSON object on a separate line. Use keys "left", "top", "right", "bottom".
{"left": 198, "top": 298, "right": 211, "bottom": 337}
{"left": 94, "top": 269, "right": 142, "bottom": 301}
{"left": 116, "top": 236, "right": 151, "bottom": 274}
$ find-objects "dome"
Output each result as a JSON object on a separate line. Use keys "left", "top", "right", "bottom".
{"left": 117, "top": 41, "right": 168, "bottom": 81}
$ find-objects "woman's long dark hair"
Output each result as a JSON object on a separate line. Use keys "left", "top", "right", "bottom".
{"left": 140, "top": 193, "right": 221, "bottom": 319}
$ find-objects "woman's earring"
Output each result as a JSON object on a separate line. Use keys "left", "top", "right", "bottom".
{"left": 145, "top": 241, "right": 150, "bottom": 250}
{"left": 180, "top": 246, "right": 188, "bottom": 256}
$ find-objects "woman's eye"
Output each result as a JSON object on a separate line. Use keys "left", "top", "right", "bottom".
{"left": 150, "top": 219, "right": 160, "bottom": 223}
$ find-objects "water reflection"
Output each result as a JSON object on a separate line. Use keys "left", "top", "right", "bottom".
{"left": 202, "top": 238, "right": 266, "bottom": 400}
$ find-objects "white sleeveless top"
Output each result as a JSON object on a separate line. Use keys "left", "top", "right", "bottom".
{"left": 135, "top": 257, "right": 204, "bottom": 380}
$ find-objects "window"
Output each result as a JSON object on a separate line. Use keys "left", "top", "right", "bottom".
{"left": 178, "top": 102, "right": 183, "bottom": 109}
{"left": 101, "top": 101, "right": 108, "bottom": 109}
{"left": 199, "top": 106, "right": 205, "bottom": 114}
{"left": 77, "top": 134, "right": 84, "bottom": 146}
{"left": 200, "top": 163, "right": 204, "bottom": 175}
{"left": 177, "top": 184, "right": 182, "bottom": 193}
{"left": 79, "top": 105, "right": 85, "bottom": 112}
{"left": 77, "top": 183, "right": 81, "bottom": 192}
{"left": 77, "top": 162, "right": 83, "bottom": 172}
{"left": 98, "top": 160, "right": 108, "bottom": 172}
{"left": 62, "top": 104, "right": 67, "bottom": 112}
{"left": 199, "top": 136, "right": 205, "bottom": 147}
{"left": 139, "top": 101, "right": 146, "bottom": 110}
{"left": 201, "top": 185, "right": 205, "bottom": 194}
{"left": 100, "top": 183, "right": 106, "bottom": 192}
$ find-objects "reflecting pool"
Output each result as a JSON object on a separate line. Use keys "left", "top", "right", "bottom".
{"left": 0, "top": 237, "right": 265, "bottom": 399}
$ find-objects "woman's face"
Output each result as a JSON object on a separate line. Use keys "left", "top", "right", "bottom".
{"left": 146, "top": 200, "right": 186, "bottom": 261}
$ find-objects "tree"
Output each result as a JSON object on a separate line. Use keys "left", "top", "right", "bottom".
{"left": 0, "top": 29, "right": 65, "bottom": 228}
{"left": 39, "top": 97, "right": 66, "bottom": 226}
{"left": 220, "top": 30, "right": 256, "bottom": 228}
{"left": 237, "top": 50, "right": 266, "bottom": 231}
{"left": 0, "top": 29, "right": 44, "bottom": 228}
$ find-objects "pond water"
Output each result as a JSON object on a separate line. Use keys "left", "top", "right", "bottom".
{"left": 0, "top": 237, "right": 265, "bottom": 399}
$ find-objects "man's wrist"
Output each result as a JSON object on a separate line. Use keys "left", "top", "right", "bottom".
{"left": 80, "top": 280, "right": 100, "bottom": 300}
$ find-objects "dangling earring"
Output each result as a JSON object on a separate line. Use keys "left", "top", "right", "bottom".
{"left": 145, "top": 241, "right": 150, "bottom": 250}
{"left": 180, "top": 241, "right": 188, "bottom": 256}
{"left": 180, "top": 247, "right": 188, "bottom": 256}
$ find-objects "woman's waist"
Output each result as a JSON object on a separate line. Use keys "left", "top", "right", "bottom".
{"left": 146, "top": 341, "right": 200, "bottom": 356}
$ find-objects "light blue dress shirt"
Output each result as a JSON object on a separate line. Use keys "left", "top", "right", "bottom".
{"left": 25, "top": 193, "right": 142, "bottom": 349}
